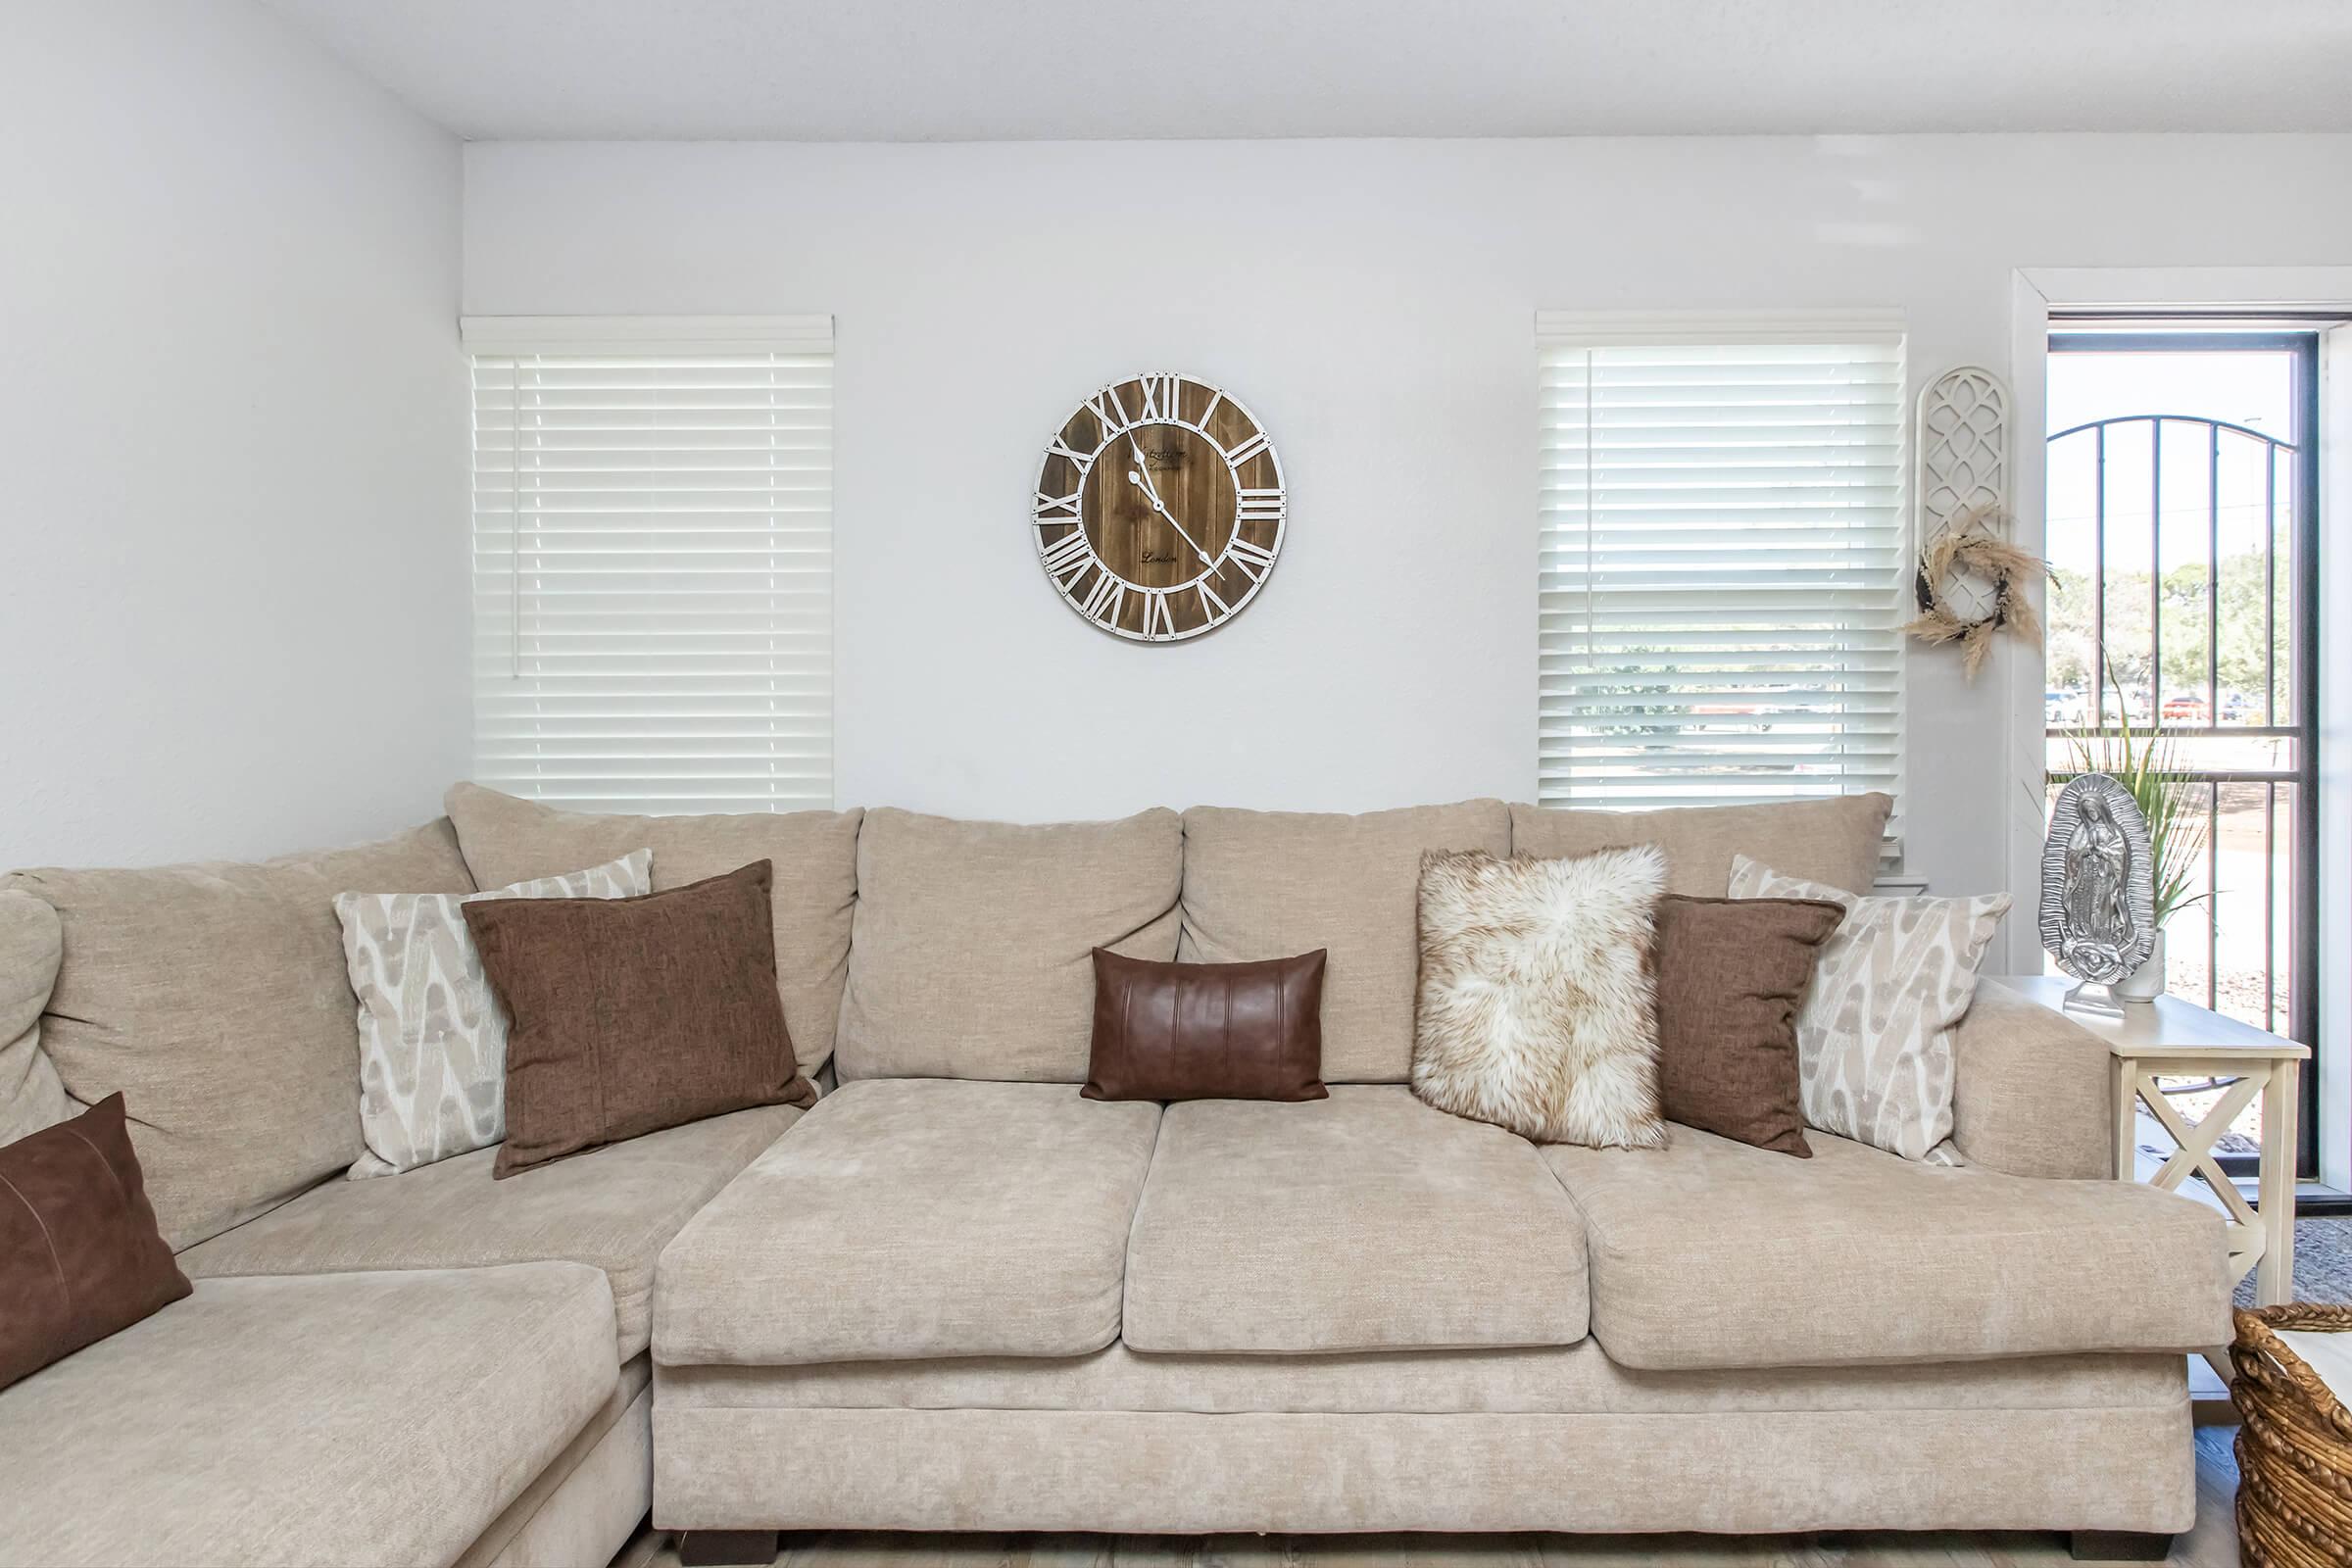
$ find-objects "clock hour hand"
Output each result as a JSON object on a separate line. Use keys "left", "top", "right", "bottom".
{"left": 1126, "top": 439, "right": 1165, "bottom": 508}
{"left": 1127, "top": 469, "right": 1214, "bottom": 567}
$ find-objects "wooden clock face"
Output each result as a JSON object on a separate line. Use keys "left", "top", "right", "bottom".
{"left": 1032, "top": 372, "right": 1286, "bottom": 641}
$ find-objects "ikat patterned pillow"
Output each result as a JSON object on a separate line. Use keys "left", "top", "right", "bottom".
{"left": 335, "top": 849, "right": 651, "bottom": 1177}
{"left": 1729, "top": 855, "right": 2009, "bottom": 1163}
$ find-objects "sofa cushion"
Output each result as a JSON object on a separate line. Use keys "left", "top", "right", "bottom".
{"left": 1651, "top": 894, "right": 1847, "bottom": 1157}
{"left": 0, "top": 1264, "right": 614, "bottom": 1568}
{"left": 655, "top": 1080, "right": 1161, "bottom": 1365}
{"left": 1411, "top": 845, "right": 1668, "bottom": 1149}
{"left": 176, "top": 1103, "right": 801, "bottom": 1360}
{"left": 1731, "top": 855, "right": 2008, "bottom": 1163}
{"left": 338, "top": 848, "right": 652, "bottom": 1178}
{"left": 833, "top": 808, "right": 1182, "bottom": 1081}
{"left": 442, "top": 783, "right": 862, "bottom": 1075}
{"left": 1178, "top": 801, "right": 1510, "bottom": 1082}
{"left": 0, "top": 890, "right": 68, "bottom": 1147}
{"left": 0, "top": 1094, "right": 190, "bottom": 1391}
{"left": 4, "top": 820, "right": 475, "bottom": 1250}
{"left": 1509, "top": 795, "right": 1891, "bottom": 898}
{"left": 1122, "top": 1086, "right": 1588, "bottom": 1353}
{"left": 465, "top": 862, "right": 817, "bottom": 1177}
{"left": 1544, "top": 1125, "right": 2230, "bottom": 1371}
{"left": 1083, "top": 947, "right": 1329, "bottom": 1103}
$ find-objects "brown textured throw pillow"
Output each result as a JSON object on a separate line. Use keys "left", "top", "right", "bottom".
{"left": 1, "top": 1094, "right": 191, "bottom": 1390}
{"left": 464, "top": 860, "right": 817, "bottom": 1177}
{"left": 1652, "top": 894, "right": 1846, "bottom": 1156}
{"left": 1084, "top": 949, "right": 1329, "bottom": 1102}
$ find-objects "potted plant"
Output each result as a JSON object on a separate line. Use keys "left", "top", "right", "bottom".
{"left": 2055, "top": 672, "right": 2212, "bottom": 999}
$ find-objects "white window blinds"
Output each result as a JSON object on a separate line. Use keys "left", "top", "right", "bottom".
{"left": 1537, "top": 312, "right": 1907, "bottom": 831}
{"left": 465, "top": 317, "right": 833, "bottom": 814}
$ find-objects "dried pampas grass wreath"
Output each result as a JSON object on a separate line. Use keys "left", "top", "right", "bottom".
{"left": 1903, "top": 506, "right": 2043, "bottom": 681}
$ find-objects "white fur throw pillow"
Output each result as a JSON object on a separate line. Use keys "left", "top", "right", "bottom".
{"left": 1729, "top": 855, "right": 2011, "bottom": 1163}
{"left": 1412, "top": 845, "right": 1668, "bottom": 1147}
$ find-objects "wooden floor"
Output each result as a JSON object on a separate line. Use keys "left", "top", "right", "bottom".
{"left": 629, "top": 1427, "right": 2243, "bottom": 1568}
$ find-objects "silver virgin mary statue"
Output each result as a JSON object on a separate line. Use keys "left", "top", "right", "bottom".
{"left": 2039, "top": 772, "right": 2156, "bottom": 989}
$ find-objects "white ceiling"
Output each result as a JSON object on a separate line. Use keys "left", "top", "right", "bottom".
{"left": 261, "top": 0, "right": 2352, "bottom": 141}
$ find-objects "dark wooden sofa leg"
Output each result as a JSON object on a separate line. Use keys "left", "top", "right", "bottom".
{"left": 2069, "top": 1531, "right": 2172, "bottom": 1562}
{"left": 677, "top": 1529, "right": 777, "bottom": 1567}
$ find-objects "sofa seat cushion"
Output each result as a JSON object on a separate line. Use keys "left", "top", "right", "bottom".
{"left": 655, "top": 1080, "right": 1160, "bottom": 1365}
{"left": 1545, "top": 1125, "right": 2230, "bottom": 1371}
{"left": 0, "top": 1264, "right": 615, "bottom": 1568}
{"left": 1122, "top": 1086, "right": 1587, "bottom": 1354}
{"left": 176, "top": 1103, "right": 802, "bottom": 1361}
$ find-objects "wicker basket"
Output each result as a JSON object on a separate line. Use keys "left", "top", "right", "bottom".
{"left": 2232, "top": 1303, "right": 2352, "bottom": 1566}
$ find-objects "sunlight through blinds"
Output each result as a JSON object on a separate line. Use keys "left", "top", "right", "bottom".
{"left": 1537, "top": 312, "right": 1907, "bottom": 832}
{"left": 465, "top": 317, "right": 833, "bottom": 813}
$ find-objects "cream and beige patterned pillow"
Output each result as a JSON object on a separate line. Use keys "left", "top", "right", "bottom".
{"left": 1412, "top": 845, "right": 1668, "bottom": 1148}
{"left": 336, "top": 850, "right": 651, "bottom": 1178}
{"left": 1729, "top": 855, "right": 2009, "bottom": 1163}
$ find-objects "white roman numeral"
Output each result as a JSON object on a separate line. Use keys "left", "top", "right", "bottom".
{"left": 1046, "top": 437, "right": 1094, "bottom": 468}
{"left": 1222, "top": 431, "right": 1269, "bottom": 466}
{"left": 1038, "top": 527, "right": 1094, "bottom": 586}
{"left": 1197, "top": 388, "right": 1222, "bottom": 427}
{"left": 1236, "top": 487, "right": 1284, "bottom": 523}
{"left": 1085, "top": 386, "right": 1129, "bottom": 433}
{"left": 1136, "top": 374, "right": 1181, "bottom": 422}
{"left": 1079, "top": 569, "right": 1126, "bottom": 625}
{"left": 1034, "top": 489, "right": 1081, "bottom": 518}
{"left": 1196, "top": 579, "right": 1231, "bottom": 621}
{"left": 1139, "top": 591, "right": 1174, "bottom": 640}
{"left": 1225, "top": 537, "right": 1278, "bottom": 581}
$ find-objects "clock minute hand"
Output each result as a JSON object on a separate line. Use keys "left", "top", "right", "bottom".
{"left": 1126, "top": 440, "right": 1216, "bottom": 565}
{"left": 1127, "top": 470, "right": 1214, "bottom": 567}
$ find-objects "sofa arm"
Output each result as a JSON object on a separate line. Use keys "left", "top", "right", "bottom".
{"left": 1948, "top": 978, "right": 2114, "bottom": 1180}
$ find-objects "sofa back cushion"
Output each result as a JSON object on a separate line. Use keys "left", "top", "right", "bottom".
{"left": 441, "top": 783, "right": 862, "bottom": 1075}
{"left": 835, "top": 808, "right": 1182, "bottom": 1081}
{"left": 4, "top": 820, "right": 474, "bottom": 1250}
{"left": 1179, "top": 801, "right": 1510, "bottom": 1082}
{"left": 0, "top": 891, "right": 70, "bottom": 1148}
{"left": 1508, "top": 794, "right": 1891, "bottom": 898}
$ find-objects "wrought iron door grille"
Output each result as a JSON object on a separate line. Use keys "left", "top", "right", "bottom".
{"left": 2044, "top": 331, "right": 2320, "bottom": 1178}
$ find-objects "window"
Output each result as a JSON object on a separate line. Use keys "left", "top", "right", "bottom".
{"left": 464, "top": 317, "right": 833, "bottom": 813}
{"left": 1537, "top": 312, "right": 1907, "bottom": 834}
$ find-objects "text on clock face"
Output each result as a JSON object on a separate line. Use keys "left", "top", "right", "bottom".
{"left": 1031, "top": 372, "right": 1287, "bottom": 643}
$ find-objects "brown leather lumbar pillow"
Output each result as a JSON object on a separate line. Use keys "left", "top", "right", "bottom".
{"left": 464, "top": 859, "right": 817, "bottom": 1177}
{"left": 0, "top": 1093, "right": 192, "bottom": 1390}
{"left": 1084, "top": 948, "right": 1329, "bottom": 1102}
{"left": 1652, "top": 894, "right": 1846, "bottom": 1156}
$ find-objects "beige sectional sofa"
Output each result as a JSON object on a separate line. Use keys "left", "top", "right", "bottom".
{"left": 0, "top": 790, "right": 2230, "bottom": 1567}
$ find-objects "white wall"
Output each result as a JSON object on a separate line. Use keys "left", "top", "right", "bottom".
{"left": 463, "top": 134, "right": 2352, "bottom": 907}
{"left": 1, "top": 0, "right": 463, "bottom": 867}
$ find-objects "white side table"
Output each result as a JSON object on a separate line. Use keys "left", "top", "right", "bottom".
{"left": 1991, "top": 976, "right": 2308, "bottom": 1306}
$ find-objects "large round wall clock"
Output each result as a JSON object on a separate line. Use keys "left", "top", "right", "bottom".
{"left": 1031, "top": 372, "right": 1287, "bottom": 641}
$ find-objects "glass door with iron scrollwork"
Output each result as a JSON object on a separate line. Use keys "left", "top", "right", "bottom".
{"left": 2044, "top": 329, "right": 2320, "bottom": 1179}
